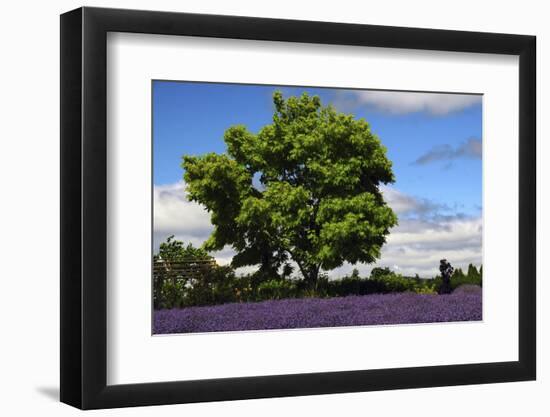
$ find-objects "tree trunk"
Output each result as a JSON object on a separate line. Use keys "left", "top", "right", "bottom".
{"left": 286, "top": 250, "right": 319, "bottom": 288}
{"left": 439, "top": 276, "right": 452, "bottom": 294}
{"left": 305, "top": 266, "right": 320, "bottom": 289}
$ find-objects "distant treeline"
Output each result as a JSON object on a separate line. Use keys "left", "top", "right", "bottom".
{"left": 153, "top": 236, "right": 482, "bottom": 309}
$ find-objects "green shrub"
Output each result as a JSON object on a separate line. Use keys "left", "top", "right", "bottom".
{"left": 185, "top": 265, "right": 238, "bottom": 306}
{"left": 153, "top": 237, "right": 483, "bottom": 308}
{"left": 450, "top": 273, "right": 482, "bottom": 290}
{"left": 156, "top": 280, "right": 186, "bottom": 309}
{"left": 256, "top": 279, "right": 297, "bottom": 300}
{"left": 431, "top": 263, "right": 482, "bottom": 293}
{"left": 373, "top": 273, "right": 413, "bottom": 293}
{"left": 317, "top": 269, "right": 420, "bottom": 297}
{"left": 413, "top": 284, "right": 437, "bottom": 295}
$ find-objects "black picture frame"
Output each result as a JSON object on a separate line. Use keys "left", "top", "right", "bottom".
{"left": 60, "top": 6, "right": 536, "bottom": 410}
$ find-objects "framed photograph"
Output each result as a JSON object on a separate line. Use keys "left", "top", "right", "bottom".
{"left": 60, "top": 6, "right": 536, "bottom": 409}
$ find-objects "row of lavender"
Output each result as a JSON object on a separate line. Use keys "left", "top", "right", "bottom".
{"left": 154, "top": 285, "right": 482, "bottom": 334}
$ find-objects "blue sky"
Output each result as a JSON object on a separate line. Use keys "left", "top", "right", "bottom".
{"left": 153, "top": 81, "right": 482, "bottom": 217}
{"left": 152, "top": 80, "right": 482, "bottom": 277}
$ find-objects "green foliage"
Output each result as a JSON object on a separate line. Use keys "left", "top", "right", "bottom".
{"left": 153, "top": 235, "right": 216, "bottom": 308}
{"left": 256, "top": 279, "right": 298, "bottom": 300}
{"left": 370, "top": 267, "right": 393, "bottom": 279}
{"left": 372, "top": 273, "right": 414, "bottom": 293}
{"left": 157, "top": 234, "right": 211, "bottom": 261}
{"left": 432, "top": 263, "right": 482, "bottom": 292}
{"left": 153, "top": 238, "right": 481, "bottom": 309}
{"left": 315, "top": 268, "right": 422, "bottom": 296}
{"left": 156, "top": 280, "right": 186, "bottom": 309}
{"left": 183, "top": 91, "right": 397, "bottom": 284}
{"left": 467, "top": 264, "right": 479, "bottom": 278}
{"left": 185, "top": 265, "right": 237, "bottom": 306}
{"left": 414, "top": 285, "right": 438, "bottom": 295}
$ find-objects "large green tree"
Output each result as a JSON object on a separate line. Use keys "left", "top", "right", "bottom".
{"left": 183, "top": 91, "right": 397, "bottom": 285}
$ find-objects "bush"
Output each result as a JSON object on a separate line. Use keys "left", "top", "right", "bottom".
{"left": 185, "top": 265, "right": 238, "bottom": 306}
{"left": 431, "top": 263, "right": 482, "bottom": 293}
{"left": 315, "top": 270, "right": 420, "bottom": 297}
{"left": 256, "top": 279, "right": 297, "bottom": 300}
{"left": 153, "top": 237, "right": 483, "bottom": 308}
{"left": 156, "top": 280, "right": 186, "bottom": 309}
{"left": 413, "top": 284, "right": 437, "bottom": 295}
{"left": 372, "top": 273, "right": 414, "bottom": 293}
{"left": 450, "top": 273, "right": 482, "bottom": 290}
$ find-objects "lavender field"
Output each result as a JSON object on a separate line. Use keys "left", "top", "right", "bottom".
{"left": 153, "top": 287, "right": 482, "bottom": 334}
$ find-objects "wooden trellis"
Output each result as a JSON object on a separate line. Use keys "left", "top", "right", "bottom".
{"left": 153, "top": 258, "right": 218, "bottom": 282}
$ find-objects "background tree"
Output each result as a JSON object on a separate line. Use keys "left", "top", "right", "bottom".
{"left": 156, "top": 235, "right": 211, "bottom": 262}
{"left": 467, "top": 263, "right": 480, "bottom": 280}
{"left": 183, "top": 91, "right": 397, "bottom": 285}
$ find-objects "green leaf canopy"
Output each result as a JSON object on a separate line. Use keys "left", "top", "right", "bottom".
{"left": 183, "top": 91, "right": 398, "bottom": 283}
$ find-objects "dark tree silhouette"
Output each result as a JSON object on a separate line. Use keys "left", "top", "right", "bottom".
{"left": 438, "top": 259, "right": 454, "bottom": 294}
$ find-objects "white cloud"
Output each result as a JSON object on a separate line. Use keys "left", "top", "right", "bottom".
{"left": 330, "top": 187, "right": 482, "bottom": 278}
{"left": 153, "top": 181, "right": 213, "bottom": 249}
{"left": 153, "top": 182, "right": 259, "bottom": 272}
{"left": 343, "top": 90, "right": 481, "bottom": 115}
{"left": 154, "top": 182, "right": 482, "bottom": 279}
{"left": 330, "top": 217, "right": 482, "bottom": 279}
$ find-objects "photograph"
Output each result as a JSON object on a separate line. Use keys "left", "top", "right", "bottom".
{"left": 152, "top": 81, "right": 483, "bottom": 335}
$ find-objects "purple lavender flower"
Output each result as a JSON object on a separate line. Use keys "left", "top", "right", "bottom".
{"left": 153, "top": 289, "right": 482, "bottom": 335}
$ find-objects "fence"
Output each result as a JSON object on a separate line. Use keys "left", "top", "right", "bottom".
{"left": 153, "top": 258, "right": 218, "bottom": 282}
